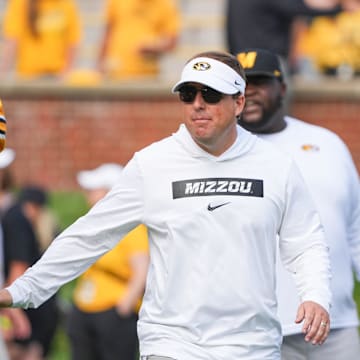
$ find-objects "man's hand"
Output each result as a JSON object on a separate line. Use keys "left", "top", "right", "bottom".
{"left": 0, "top": 289, "right": 13, "bottom": 307}
{"left": 295, "top": 301, "right": 330, "bottom": 345}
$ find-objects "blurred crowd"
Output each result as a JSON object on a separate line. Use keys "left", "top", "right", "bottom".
{"left": 0, "top": 0, "right": 180, "bottom": 84}
{"left": 293, "top": 1, "right": 360, "bottom": 79}
{"left": 0, "top": 0, "right": 359, "bottom": 84}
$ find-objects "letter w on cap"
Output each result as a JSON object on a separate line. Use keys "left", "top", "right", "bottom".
{"left": 237, "top": 52, "right": 257, "bottom": 69}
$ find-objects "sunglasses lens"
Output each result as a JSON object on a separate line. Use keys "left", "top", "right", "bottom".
{"left": 179, "top": 86, "right": 197, "bottom": 103}
{"left": 178, "top": 85, "right": 223, "bottom": 104}
{"left": 201, "top": 87, "right": 223, "bottom": 104}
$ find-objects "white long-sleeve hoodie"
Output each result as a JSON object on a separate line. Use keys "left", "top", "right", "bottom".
{"left": 7, "top": 124, "right": 331, "bottom": 360}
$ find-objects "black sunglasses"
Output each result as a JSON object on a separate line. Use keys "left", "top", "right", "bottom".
{"left": 178, "top": 85, "right": 224, "bottom": 104}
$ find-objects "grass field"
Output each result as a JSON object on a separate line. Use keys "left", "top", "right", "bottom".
{"left": 45, "top": 191, "right": 360, "bottom": 359}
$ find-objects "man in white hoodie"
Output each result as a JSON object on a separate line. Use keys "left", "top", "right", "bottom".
{"left": 237, "top": 47, "right": 360, "bottom": 360}
{"left": 0, "top": 51, "right": 331, "bottom": 360}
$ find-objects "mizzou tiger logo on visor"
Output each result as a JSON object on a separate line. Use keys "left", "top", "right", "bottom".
{"left": 193, "top": 62, "right": 211, "bottom": 71}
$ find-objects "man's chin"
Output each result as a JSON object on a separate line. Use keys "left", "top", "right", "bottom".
{"left": 238, "top": 115, "right": 262, "bottom": 128}
{"left": 241, "top": 108, "right": 263, "bottom": 122}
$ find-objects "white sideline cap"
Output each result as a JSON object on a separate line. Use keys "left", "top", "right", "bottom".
{"left": 0, "top": 148, "right": 15, "bottom": 169}
{"left": 172, "top": 57, "right": 246, "bottom": 95}
{"left": 77, "top": 163, "right": 123, "bottom": 190}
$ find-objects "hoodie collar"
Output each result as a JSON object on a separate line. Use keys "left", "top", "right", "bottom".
{"left": 173, "top": 124, "right": 257, "bottom": 162}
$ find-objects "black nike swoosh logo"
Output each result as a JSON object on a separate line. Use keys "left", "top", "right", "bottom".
{"left": 207, "top": 202, "right": 231, "bottom": 211}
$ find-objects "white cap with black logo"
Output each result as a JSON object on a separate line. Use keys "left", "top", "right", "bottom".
{"left": 172, "top": 57, "right": 246, "bottom": 95}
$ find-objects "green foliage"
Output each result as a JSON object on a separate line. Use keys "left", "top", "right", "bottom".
{"left": 354, "top": 280, "right": 360, "bottom": 317}
{"left": 49, "top": 191, "right": 88, "bottom": 230}
{"left": 48, "top": 327, "right": 71, "bottom": 360}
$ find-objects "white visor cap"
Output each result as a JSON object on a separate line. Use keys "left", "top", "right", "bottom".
{"left": 77, "top": 163, "right": 123, "bottom": 190}
{"left": 172, "top": 57, "right": 246, "bottom": 95}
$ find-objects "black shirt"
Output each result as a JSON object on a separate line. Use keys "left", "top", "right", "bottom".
{"left": 226, "top": 0, "right": 341, "bottom": 58}
{"left": 2, "top": 204, "right": 41, "bottom": 278}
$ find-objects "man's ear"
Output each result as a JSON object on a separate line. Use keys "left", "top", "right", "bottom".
{"left": 235, "top": 94, "right": 245, "bottom": 118}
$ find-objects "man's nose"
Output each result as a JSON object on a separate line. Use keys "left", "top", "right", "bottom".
{"left": 192, "top": 91, "right": 205, "bottom": 108}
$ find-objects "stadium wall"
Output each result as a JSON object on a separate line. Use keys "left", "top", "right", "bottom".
{"left": 1, "top": 79, "right": 359, "bottom": 190}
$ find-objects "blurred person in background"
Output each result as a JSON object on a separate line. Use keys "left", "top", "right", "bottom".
{"left": 0, "top": 149, "right": 31, "bottom": 360}
{"left": 226, "top": 0, "right": 343, "bottom": 75}
{"left": 292, "top": 0, "right": 360, "bottom": 79}
{"left": 67, "top": 163, "right": 149, "bottom": 360}
{"left": 0, "top": 0, "right": 81, "bottom": 81}
{"left": 97, "top": 0, "right": 179, "bottom": 80}
{"left": 2, "top": 186, "right": 59, "bottom": 360}
{"left": 237, "top": 48, "right": 360, "bottom": 360}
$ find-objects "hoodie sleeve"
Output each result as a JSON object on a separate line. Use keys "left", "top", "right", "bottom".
{"left": 7, "top": 154, "right": 145, "bottom": 308}
{"left": 342, "top": 144, "right": 360, "bottom": 281}
{"left": 279, "top": 161, "right": 331, "bottom": 311}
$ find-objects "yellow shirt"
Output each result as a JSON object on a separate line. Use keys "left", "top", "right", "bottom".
{"left": 3, "top": 0, "right": 81, "bottom": 77}
{"left": 73, "top": 225, "right": 149, "bottom": 313}
{"left": 105, "top": 0, "right": 179, "bottom": 79}
{"left": 299, "top": 11, "right": 360, "bottom": 72}
{"left": 336, "top": 10, "right": 360, "bottom": 71}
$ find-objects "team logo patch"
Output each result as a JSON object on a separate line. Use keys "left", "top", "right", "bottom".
{"left": 193, "top": 62, "right": 211, "bottom": 71}
{"left": 301, "top": 144, "right": 320, "bottom": 152}
{"left": 172, "top": 177, "right": 264, "bottom": 199}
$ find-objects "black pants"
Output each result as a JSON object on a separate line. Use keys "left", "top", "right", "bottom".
{"left": 16, "top": 294, "right": 59, "bottom": 356}
{"left": 67, "top": 305, "right": 139, "bottom": 360}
